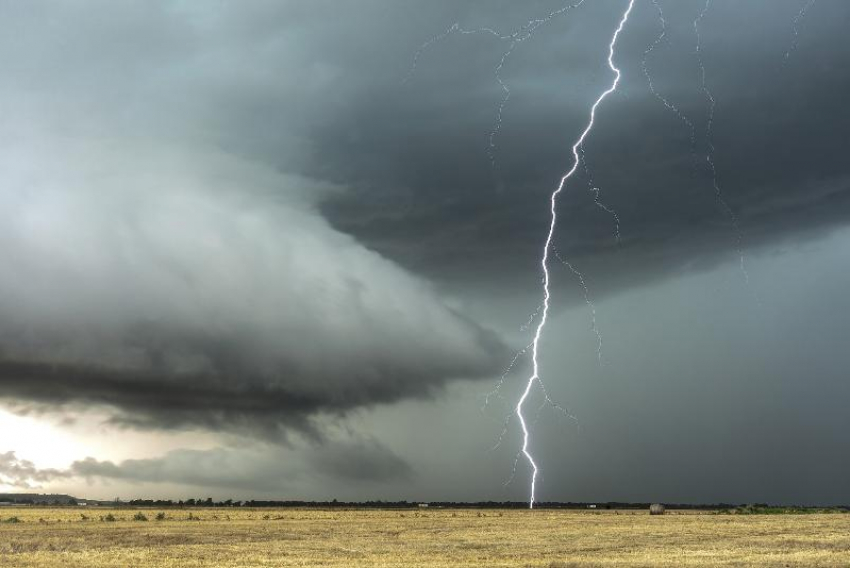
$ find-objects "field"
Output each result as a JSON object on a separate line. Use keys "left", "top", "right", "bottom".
{"left": 1, "top": 507, "right": 849, "bottom": 567}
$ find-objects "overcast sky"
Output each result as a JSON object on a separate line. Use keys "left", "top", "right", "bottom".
{"left": 1, "top": 0, "right": 849, "bottom": 506}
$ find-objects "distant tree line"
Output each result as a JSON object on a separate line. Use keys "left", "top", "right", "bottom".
{"left": 116, "top": 500, "right": 849, "bottom": 510}
{"left": 4, "top": 494, "right": 849, "bottom": 510}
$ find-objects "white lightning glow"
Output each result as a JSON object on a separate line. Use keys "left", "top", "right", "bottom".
{"left": 518, "top": 0, "right": 635, "bottom": 508}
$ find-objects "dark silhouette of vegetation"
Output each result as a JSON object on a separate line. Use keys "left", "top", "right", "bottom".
{"left": 3, "top": 493, "right": 849, "bottom": 512}
{"left": 718, "top": 504, "right": 848, "bottom": 515}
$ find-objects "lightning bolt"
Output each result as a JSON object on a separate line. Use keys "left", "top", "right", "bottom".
{"left": 785, "top": 0, "right": 817, "bottom": 62}
{"left": 580, "top": 144, "right": 621, "bottom": 245}
{"left": 407, "top": 0, "right": 816, "bottom": 510}
{"left": 517, "top": 0, "right": 635, "bottom": 509}
{"left": 643, "top": 0, "right": 753, "bottom": 292}
{"left": 694, "top": 0, "right": 752, "bottom": 289}
{"left": 552, "top": 245, "right": 603, "bottom": 366}
{"left": 406, "top": 3, "right": 602, "bottom": 489}
{"left": 487, "top": 1, "right": 588, "bottom": 172}
{"left": 405, "top": 2, "right": 587, "bottom": 174}
{"left": 642, "top": 0, "right": 697, "bottom": 156}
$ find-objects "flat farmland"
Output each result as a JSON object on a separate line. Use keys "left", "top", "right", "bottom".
{"left": 1, "top": 507, "right": 849, "bottom": 567}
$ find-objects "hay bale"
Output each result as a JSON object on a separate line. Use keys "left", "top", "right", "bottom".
{"left": 649, "top": 503, "right": 665, "bottom": 516}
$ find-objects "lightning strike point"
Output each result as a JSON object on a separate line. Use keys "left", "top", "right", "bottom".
{"left": 518, "top": 0, "right": 635, "bottom": 509}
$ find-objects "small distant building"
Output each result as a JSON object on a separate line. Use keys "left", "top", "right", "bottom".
{"left": 588, "top": 504, "right": 597, "bottom": 509}
{"left": 649, "top": 503, "right": 665, "bottom": 515}
{"left": 417, "top": 503, "right": 429, "bottom": 508}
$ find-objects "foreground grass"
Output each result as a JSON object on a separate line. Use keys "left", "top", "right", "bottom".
{"left": 1, "top": 507, "right": 849, "bottom": 567}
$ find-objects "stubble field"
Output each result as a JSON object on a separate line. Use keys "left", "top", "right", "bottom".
{"left": 1, "top": 507, "right": 849, "bottom": 567}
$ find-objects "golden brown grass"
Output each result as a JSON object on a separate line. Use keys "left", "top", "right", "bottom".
{"left": 1, "top": 507, "right": 849, "bottom": 567}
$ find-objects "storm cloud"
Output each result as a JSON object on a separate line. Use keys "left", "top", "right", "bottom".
{"left": 1, "top": 1, "right": 849, "bottom": 503}
{"left": 0, "top": 136, "right": 506, "bottom": 435}
{"left": 2, "top": 435, "right": 411, "bottom": 492}
{"left": 312, "top": 0, "right": 850, "bottom": 301}
{"left": 7, "top": 0, "right": 846, "bottom": 306}
{"left": 0, "top": 1, "right": 517, "bottom": 434}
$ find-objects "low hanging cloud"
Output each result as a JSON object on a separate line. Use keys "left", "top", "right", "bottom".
{"left": 0, "top": 451, "right": 67, "bottom": 489}
{"left": 3, "top": 0, "right": 847, "bottom": 444}
{"left": 0, "top": 132, "right": 506, "bottom": 436}
{"left": 71, "top": 440, "right": 412, "bottom": 491}
{"left": 0, "top": 1, "right": 511, "bottom": 438}
{"left": 1, "top": 437, "right": 411, "bottom": 493}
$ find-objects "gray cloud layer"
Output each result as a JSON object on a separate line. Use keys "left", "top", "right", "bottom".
{"left": 2, "top": 0, "right": 842, "bottom": 298}
{"left": 1, "top": 1, "right": 848, "bottom": 502}
{"left": 0, "top": 2, "right": 515, "bottom": 435}
{"left": 0, "top": 137, "right": 506, "bottom": 435}
{"left": 1, "top": 436, "right": 411, "bottom": 493}
{"left": 313, "top": 0, "right": 850, "bottom": 297}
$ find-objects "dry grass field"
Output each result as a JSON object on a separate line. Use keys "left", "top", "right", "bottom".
{"left": 1, "top": 507, "right": 849, "bottom": 567}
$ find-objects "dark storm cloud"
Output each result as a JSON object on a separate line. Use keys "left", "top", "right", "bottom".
{"left": 0, "top": 347, "right": 496, "bottom": 438}
{"left": 0, "top": 145, "right": 506, "bottom": 434}
{"left": 69, "top": 439, "right": 412, "bottom": 490}
{"left": 0, "top": 0, "right": 847, "bottom": 439}
{"left": 306, "top": 438, "right": 412, "bottom": 483}
{"left": 0, "top": 2, "right": 510, "bottom": 434}
{"left": 303, "top": 0, "right": 850, "bottom": 299}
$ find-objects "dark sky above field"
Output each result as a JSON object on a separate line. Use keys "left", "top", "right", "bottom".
{"left": 1, "top": 0, "right": 849, "bottom": 505}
